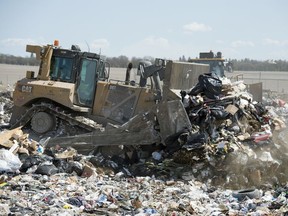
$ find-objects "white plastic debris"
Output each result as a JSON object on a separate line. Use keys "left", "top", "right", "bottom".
{"left": 0, "top": 102, "right": 4, "bottom": 115}
{"left": 182, "top": 94, "right": 190, "bottom": 108}
{"left": 0, "top": 149, "right": 22, "bottom": 172}
{"left": 152, "top": 151, "right": 162, "bottom": 161}
{"left": 258, "top": 151, "right": 274, "bottom": 162}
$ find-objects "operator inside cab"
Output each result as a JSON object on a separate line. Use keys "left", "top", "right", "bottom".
{"left": 50, "top": 57, "right": 74, "bottom": 82}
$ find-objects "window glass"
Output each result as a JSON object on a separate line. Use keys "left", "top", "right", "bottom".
{"left": 50, "top": 57, "right": 73, "bottom": 82}
{"left": 97, "top": 60, "right": 105, "bottom": 80}
{"left": 77, "top": 59, "right": 97, "bottom": 106}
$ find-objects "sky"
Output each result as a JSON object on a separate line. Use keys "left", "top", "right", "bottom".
{"left": 0, "top": 0, "right": 287, "bottom": 61}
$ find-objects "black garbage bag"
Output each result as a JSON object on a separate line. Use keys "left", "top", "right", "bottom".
{"left": 200, "top": 74, "right": 222, "bottom": 99}
{"left": 182, "top": 132, "right": 208, "bottom": 150}
{"left": 66, "top": 161, "right": 83, "bottom": 176}
{"left": 67, "top": 197, "right": 83, "bottom": 207}
{"left": 254, "top": 102, "right": 267, "bottom": 116}
{"left": 210, "top": 107, "right": 229, "bottom": 120}
{"left": 53, "top": 158, "right": 70, "bottom": 173}
{"left": 189, "top": 74, "right": 222, "bottom": 99}
{"left": 189, "top": 82, "right": 203, "bottom": 96}
{"left": 164, "top": 129, "right": 190, "bottom": 154}
{"left": 35, "top": 163, "right": 58, "bottom": 175}
{"left": 20, "top": 155, "right": 53, "bottom": 172}
{"left": 89, "top": 155, "right": 106, "bottom": 167}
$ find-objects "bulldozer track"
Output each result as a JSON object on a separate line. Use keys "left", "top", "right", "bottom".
{"left": 10, "top": 102, "right": 104, "bottom": 133}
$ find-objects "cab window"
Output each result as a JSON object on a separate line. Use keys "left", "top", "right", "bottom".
{"left": 76, "top": 59, "right": 98, "bottom": 106}
{"left": 50, "top": 57, "right": 73, "bottom": 82}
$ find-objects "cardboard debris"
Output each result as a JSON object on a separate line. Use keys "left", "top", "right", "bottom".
{"left": 0, "top": 127, "right": 22, "bottom": 148}
{"left": 55, "top": 148, "right": 77, "bottom": 159}
{"left": 225, "top": 104, "right": 239, "bottom": 115}
{"left": 0, "top": 126, "right": 40, "bottom": 156}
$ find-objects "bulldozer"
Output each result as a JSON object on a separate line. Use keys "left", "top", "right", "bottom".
{"left": 189, "top": 51, "right": 233, "bottom": 77}
{"left": 9, "top": 40, "right": 209, "bottom": 153}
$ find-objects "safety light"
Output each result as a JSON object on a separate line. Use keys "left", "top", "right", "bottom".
{"left": 54, "top": 40, "right": 59, "bottom": 46}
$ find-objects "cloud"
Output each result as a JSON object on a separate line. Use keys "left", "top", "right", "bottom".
{"left": 231, "top": 40, "right": 255, "bottom": 48}
{"left": 262, "top": 38, "right": 288, "bottom": 46}
{"left": 143, "top": 36, "right": 169, "bottom": 47}
{"left": 262, "top": 38, "right": 280, "bottom": 45}
{"left": 120, "top": 36, "right": 171, "bottom": 58}
{"left": 1, "top": 38, "right": 37, "bottom": 46}
{"left": 183, "top": 22, "right": 212, "bottom": 32}
{"left": 90, "top": 39, "right": 110, "bottom": 51}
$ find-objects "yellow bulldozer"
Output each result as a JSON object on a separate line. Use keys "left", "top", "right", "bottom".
{"left": 9, "top": 40, "right": 209, "bottom": 152}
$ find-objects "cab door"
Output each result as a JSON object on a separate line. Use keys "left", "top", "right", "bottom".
{"left": 76, "top": 58, "right": 98, "bottom": 107}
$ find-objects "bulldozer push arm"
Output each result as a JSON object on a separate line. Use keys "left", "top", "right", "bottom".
{"left": 46, "top": 98, "right": 192, "bottom": 153}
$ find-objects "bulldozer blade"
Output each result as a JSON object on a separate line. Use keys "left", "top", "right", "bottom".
{"left": 157, "top": 100, "right": 191, "bottom": 143}
{"left": 46, "top": 112, "right": 161, "bottom": 154}
{"left": 47, "top": 127, "right": 159, "bottom": 147}
{"left": 46, "top": 100, "right": 190, "bottom": 153}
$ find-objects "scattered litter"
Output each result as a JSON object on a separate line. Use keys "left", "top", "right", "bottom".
{"left": 1, "top": 75, "right": 288, "bottom": 215}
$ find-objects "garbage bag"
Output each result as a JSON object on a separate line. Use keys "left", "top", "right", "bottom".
{"left": 210, "top": 107, "right": 229, "bottom": 120}
{"left": 0, "top": 160, "right": 13, "bottom": 172}
{"left": 35, "top": 163, "right": 58, "bottom": 175}
{"left": 66, "top": 161, "right": 83, "bottom": 176}
{"left": 67, "top": 197, "right": 83, "bottom": 207}
{"left": 189, "top": 82, "right": 203, "bottom": 96}
{"left": 53, "top": 158, "right": 70, "bottom": 173}
{"left": 254, "top": 102, "right": 267, "bottom": 116}
{"left": 189, "top": 74, "right": 222, "bottom": 99}
{"left": 165, "top": 129, "right": 190, "bottom": 153}
{"left": 200, "top": 74, "right": 222, "bottom": 99}
{"left": 0, "top": 149, "right": 22, "bottom": 172}
{"left": 183, "top": 133, "right": 208, "bottom": 150}
{"left": 20, "top": 155, "right": 44, "bottom": 172}
{"left": 188, "top": 132, "right": 208, "bottom": 144}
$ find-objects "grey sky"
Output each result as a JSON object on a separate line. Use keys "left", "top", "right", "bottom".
{"left": 0, "top": 0, "right": 287, "bottom": 60}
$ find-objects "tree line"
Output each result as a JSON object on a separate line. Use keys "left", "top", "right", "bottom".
{"left": 229, "top": 58, "right": 288, "bottom": 71}
{"left": 0, "top": 54, "right": 39, "bottom": 66}
{"left": 1, "top": 53, "right": 288, "bottom": 71}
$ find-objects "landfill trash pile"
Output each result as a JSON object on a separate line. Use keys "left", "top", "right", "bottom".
{"left": 2, "top": 170, "right": 288, "bottom": 215}
{"left": 162, "top": 74, "right": 288, "bottom": 188}
{"left": 1, "top": 136, "right": 288, "bottom": 215}
{"left": 1, "top": 149, "right": 288, "bottom": 215}
{"left": 1, "top": 76, "right": 288, "bottom": 215}
{"left": 0, "top": 90, "right": 13, "bottom": 126}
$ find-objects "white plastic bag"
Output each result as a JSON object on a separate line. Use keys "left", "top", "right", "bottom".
{"left": 0, "top": 149, "right": 22, "bottom": 172}
{"left": 0, "top": 102, "right": 4, "bottom": 115}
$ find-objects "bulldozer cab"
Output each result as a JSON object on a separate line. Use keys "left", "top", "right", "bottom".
{"left": 11, "top": 42, "right": 110, "bottom": 119}
{"left": 189, "top": 51, "right": 227, "bottom": 77}
{"left": 44, "top": 44, "right": 109, "bottom": 108}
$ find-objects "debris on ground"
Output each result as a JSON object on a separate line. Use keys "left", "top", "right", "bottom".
{"left": 165, "top": 74, "right": 288, "bottom": 188}
{"left": 1, "top": 75, "right": 288, "bottom": 215}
